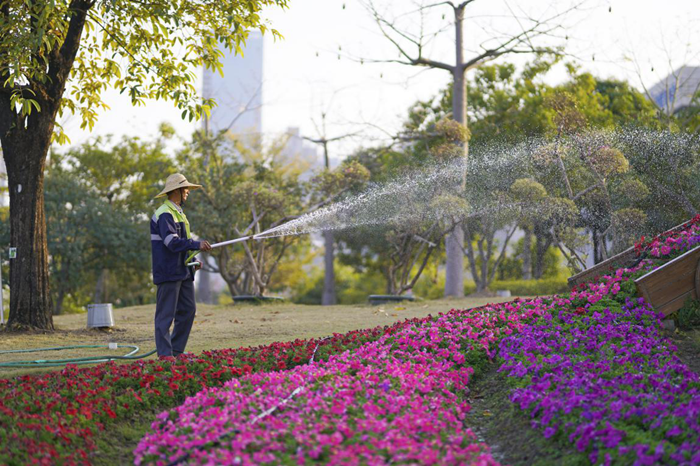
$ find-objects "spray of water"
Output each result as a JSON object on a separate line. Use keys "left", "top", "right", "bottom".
{"left": 253, "top": 128, "right": 699, "bottom": 241}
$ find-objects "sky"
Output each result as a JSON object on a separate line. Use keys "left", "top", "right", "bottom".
{"left": 60, "top": 0, "right": 699, "bottom": 165}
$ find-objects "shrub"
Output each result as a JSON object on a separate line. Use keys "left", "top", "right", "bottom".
{"left": 490, "top": 278, "right": 569, "bottom": 296}
{"left": 413, "top": 274, "right": 566, "bottom": 298}
{"left": 292, "top": 263, "right": 385, "bottom": 304}
{"left": 412, "top": 271, "right": 478, "bottom": 299}
{"left": 678, "top": 297, "right": 700, "bottom": 330}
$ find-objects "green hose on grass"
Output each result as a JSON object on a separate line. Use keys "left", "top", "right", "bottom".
{"left": 0, "top": 344, "right": 157, "bottom": 368}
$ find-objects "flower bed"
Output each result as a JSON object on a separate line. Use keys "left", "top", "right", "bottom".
{"left": 135, "top": 303, "right": 543, "bottom": 465}
{"left": 0, "top": 306, "right": 536, "bottom": 465}
{"left": 635, "top": 215, "right": 700, "bottom": 260}
{"left": 499, "top": 223, "right": 700, "bottom": 465}
{"left": 3, "top": 218, "right": 700, "bottom": 465}
{"left": 0, "top": 327, "right": 402, "bottom": 465}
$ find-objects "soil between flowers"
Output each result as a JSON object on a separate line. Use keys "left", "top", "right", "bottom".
{"left": 464, "top": 326, "right": 700, "bottom": 466}
{"left": 667, "top": 328, "right": 700, "bottom": 375}
{"left": 464, "top": 363, "right": 585, "bottom": 466}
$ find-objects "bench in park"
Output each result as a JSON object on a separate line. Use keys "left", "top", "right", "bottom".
{"left": 368, "top": 295, "right": 416, "bottom": 306}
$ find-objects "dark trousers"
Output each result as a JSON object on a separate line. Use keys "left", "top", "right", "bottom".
{"left": 155, "top": 279, "right": 196, "bottom": 357}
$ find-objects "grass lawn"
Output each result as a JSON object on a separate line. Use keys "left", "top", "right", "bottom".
{"left": 0, "top": 296, "right": 524, "bottom": 378}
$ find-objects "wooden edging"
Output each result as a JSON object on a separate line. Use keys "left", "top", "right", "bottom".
{"left": 634, "top": 246, "right": 699, "bottom": 283}
{"left": 567, "top": 247, "right": 636, "bottom": 288}
{"left": 568, "top": 218, "right": 697, "bottom": 289}
{"left": 634, "top": 245, "right": 700, "bottom": 317}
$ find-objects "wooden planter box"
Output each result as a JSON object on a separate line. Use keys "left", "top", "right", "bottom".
{"left": 567, "top": 219, "right": 696, "bottom": 289}
{"left": 567, "top": 247, "right": 637, "bottom": 289}
{"left": 634, "top": 246, "right": 700, "bottom": 317}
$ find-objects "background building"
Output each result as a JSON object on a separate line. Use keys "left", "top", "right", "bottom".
{"left": 280, "top": 127, "right": 323, "bottom": 179}
{"left": 202, "top": 32, "right": 264, "bottom": 137}
{"left": 649, "top": 66, "right": 700, "bottom": 115}
{"left": 196, "top": 33, "right": 320, "bottom": 303}
{"left": 197, "top": 32, "right": 265, "bottom": 303}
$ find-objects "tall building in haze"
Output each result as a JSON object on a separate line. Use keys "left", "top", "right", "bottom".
{"left": 202, "top": 32, "right": 264, "bottom": 136}
{"left": 197, "top": 32, "right": 265, "bottom": 304}
{"left": 196, "top": 32, "right": 322, "bottom": 303}
{"left": 649, "top": 66, "right": 700, "bottom": 115}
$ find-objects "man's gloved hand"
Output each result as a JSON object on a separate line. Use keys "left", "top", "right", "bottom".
{"left": 194, "top": 261, "right": 203, "bottom": 271}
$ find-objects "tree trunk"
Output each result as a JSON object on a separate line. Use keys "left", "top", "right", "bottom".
{"left": 522, "top": 227, "right": 532, "bottom": 280}
{"left": 533, "top": 236, "right": 551, "bottom": 280}
{"left": 322, "top": 230, "right": 336, "bottom": 305}
{"left": 3, "top": 135, "right": 54, "bottom": 330}
{"left": 93, "top": 268, "right": 108, "bottom": 303}
{"left": 592, "top": 229, "right": 604, "bottom": 264}
{"left": 444, "top": 6, "right": 467, "bottom": 298}
{"left": 320, "top": 140, "right": 338, "bottom": 305}
{"left": 0, "top": 0, "right": 90, "bottom": 330}
{"left": 55, "top": 288, "right": 66, "bottom": 316}
{"left": 480, "top": 236, "right": 489, "bottom": 292}
{"left": 226, "top": 281, "right": 238, "bottom": 303}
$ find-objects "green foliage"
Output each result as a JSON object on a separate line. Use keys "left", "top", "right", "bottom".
{"left": 675, "top": 97, "right": 700, "bottom": 133}
{"left": 589, "top": 146, "right": 629, "bottom": 179}
{"left": 400, "top": 59, "right": 687, "bottom": 273}
{"left": 311, "top": 161, "right": 371, "bottom": 198}
{"left": 181, "top": 130, "right": 369, "bottom": 297}
{"left": 44, "top": 133, "right": 174, "bottom": 313}
{"left": 292, "top": 263, "right": 385, "bottom": 305}
{"left": 182, "top": 131, "right": 305, "bottom": 296}
{"left": 678, "top": 298, "right": 700, "bottom": 330}
{"left": 510, "top": 178, "right": 547, "bottom": 203}
{"left": 1, "top": 0, "right": 288, "bottom": 139}
{"left": 489, "top": 278, "right": 569, "bottom": 296}
{"left": 611, "top": 208, "right": 648, "bottom": 254}
{"left": 340, "top": 130, "right": 452, "bottom": 295}
{"left": 498, "top": 238, "right": 564, "bottom": 281}
{"left": 411, "top": 265, "right": 567, "bottom": 299}
{"left": 412, "top": 263, "right": 444, "bottom": 300}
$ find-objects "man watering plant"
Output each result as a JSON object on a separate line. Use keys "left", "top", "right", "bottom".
{"left": 150, "top": 173, "right": 212, "bottom": 357}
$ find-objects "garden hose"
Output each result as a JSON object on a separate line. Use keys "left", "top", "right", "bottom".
{"left": 185, "top": 235, "right": 254, "bottom": 266}
{"left": 0, "top": 344, "right": 157, "bottom": 368}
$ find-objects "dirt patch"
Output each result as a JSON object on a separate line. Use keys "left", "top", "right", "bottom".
{"left": 465, "top": 327, "right": 700, "bottom": 466}
{"left": 665, "top": 327, "right": 700, "bottom": 375}
{"left": 464, "top": 364, "right": 586, "bottom": 466}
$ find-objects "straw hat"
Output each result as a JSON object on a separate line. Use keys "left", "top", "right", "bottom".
{"left": 154, "top": 173, "right": 202, "bottom": 198}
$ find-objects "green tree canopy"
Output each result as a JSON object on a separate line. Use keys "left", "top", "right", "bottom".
{"left": 0, "top": 0, "right": 287, "bottom": 330}
{"left": 45, "top": 131, "right": 175, "bottom": 313}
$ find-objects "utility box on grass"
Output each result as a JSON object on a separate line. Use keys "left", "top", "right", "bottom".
{"left": 87, "top": 303, "right": 115, "bottom": 328}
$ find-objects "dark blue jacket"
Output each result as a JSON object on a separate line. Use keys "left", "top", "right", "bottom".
{"left": 150, "top": 200, "right": 202, "bottom": 284}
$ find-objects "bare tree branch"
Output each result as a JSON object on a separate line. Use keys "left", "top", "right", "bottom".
{"left": 362, "top": 0, "right": 454, "bottom": 72}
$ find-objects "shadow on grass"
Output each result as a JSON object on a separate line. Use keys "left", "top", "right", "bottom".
{"left": 464, "top": 362, "right": 588, "bottom": 466}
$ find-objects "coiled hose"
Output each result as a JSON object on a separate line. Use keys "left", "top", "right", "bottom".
{"left": 0, "top": 344, "right": 157, "bottom": 368}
